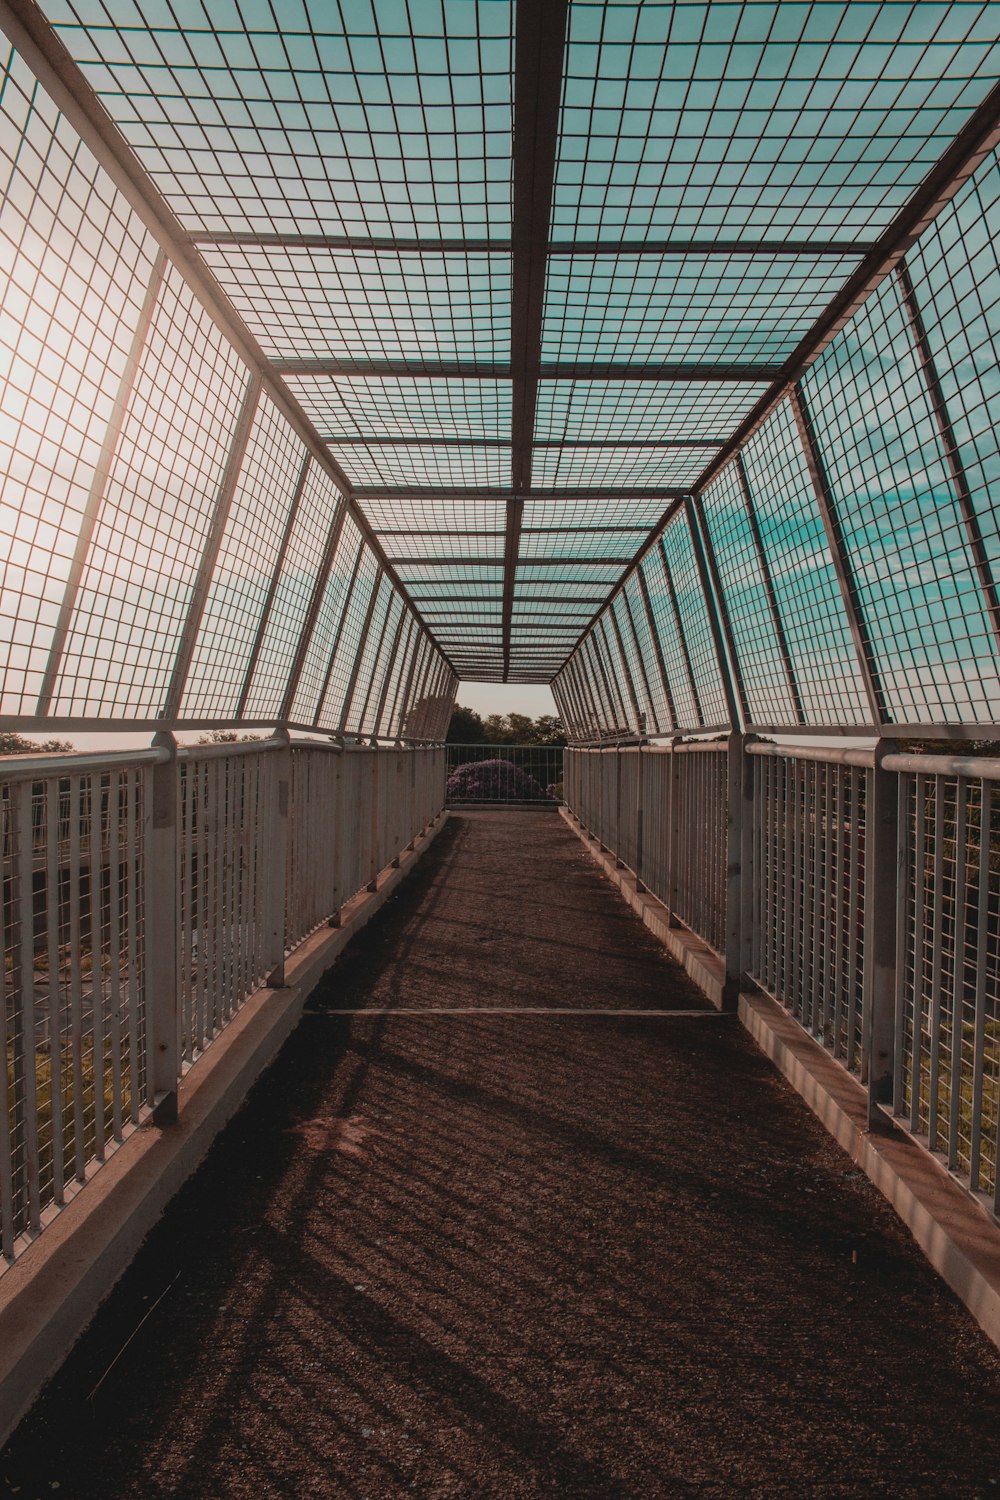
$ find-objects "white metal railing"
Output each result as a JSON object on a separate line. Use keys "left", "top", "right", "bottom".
{"left": 748, "top": 744, "right": 873, "bottom": 1078}
{"left": 1, "top": 736, "right": 445, "bottom": 1267}
{"left": 1, "top": 747, "right": 163, "bottom": 1260}
{"left": 565, "top": 741, "right": 728, "bottom": 959}
{"left": 565, "top": 737, "right": 1000, "bottom": 1216}
{"left": 885, "top": 752, "right": 1000, "bottom": 1210}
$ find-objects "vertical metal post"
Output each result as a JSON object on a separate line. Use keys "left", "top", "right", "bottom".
{"left": 636, "top": 741, "right": 646, "bottom": 890}
{"left": 723, "top": 730, "right": 755, "bottom": 1009}
{"left": 368, "top": 750, "right": 380, "bottom": 892}
{"left": 328, "top": 749, "right": 345, "bottom": 928}
{"left": 147, "top": 732, "right": 179, "bottom": 1125}
{"left": 864, "top": 740, "right": 899, "bottom": 1127}
{"left": 667, "top": 737, "right": 682, "bottom": 925}
{"left": 265, "top": 729, "right": 291, "bottom": 988}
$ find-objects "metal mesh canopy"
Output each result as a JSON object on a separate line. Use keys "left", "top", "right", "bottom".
{"left": 3, "top": 2, "right": 1000, "bottom": 734}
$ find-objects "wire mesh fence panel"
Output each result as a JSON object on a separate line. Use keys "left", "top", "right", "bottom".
{"left": 1, "top": 755, "right": 151, "bottom": 1263}
{"left": 338, "top": 750, "right": 377, "bottom": 904}
{"left": 178, "top": 749, "right": 273, "bottom": 1066}
{"left": 445, "top": 745, "right": 564, "bottom": 806}
{"left": 286, "top": 746, "right": 341, "bottom": 950}
{"left": 670, "top": 745, "right": 728, "bottom": 957}
{"left": 637, "top": 748, "right": 672, "bottom": 903}
{"left": 749, "top": 749, "right": 868, "bottom": 1075}
{"left": 894, "top": 768, "right": 1000, "bottom": 1206}
{"left": 616, "top": 747, "right": 641, "bottom": 874}
{"left": 563, "top": 743, "right": 727, "bottom": 956}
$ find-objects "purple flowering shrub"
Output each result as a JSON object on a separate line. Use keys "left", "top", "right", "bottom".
{"left": 446, "top": 758, "right": 553, "bottom": 802}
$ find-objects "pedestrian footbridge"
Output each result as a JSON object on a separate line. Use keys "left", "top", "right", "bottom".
{"left": 4, "top": 4, "right": 1000, "bottom": 1493}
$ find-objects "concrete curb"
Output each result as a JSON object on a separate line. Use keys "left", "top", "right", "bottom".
{"left": 561, "top": 804, "right": 1000, "bottom": 1356}
{"left": 0, "top": 812, "right": 449, "bottom": 1445}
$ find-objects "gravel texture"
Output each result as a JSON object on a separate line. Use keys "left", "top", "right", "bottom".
{"left": 4, "top": 809, "right": 1000, "bottom": 1499}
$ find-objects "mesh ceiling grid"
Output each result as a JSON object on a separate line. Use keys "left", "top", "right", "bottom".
{"left": 2, "top": 2, "right": 1000, "bottom": 730}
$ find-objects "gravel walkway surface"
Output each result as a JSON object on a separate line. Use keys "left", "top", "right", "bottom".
{"left": 4, "top": 809, "right": 1000, "bottom": 1499}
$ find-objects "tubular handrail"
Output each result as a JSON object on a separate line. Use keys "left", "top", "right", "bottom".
{"left": 746, "top": 741, "right": 876, "bottom": 769}
{"left": 0, "top": 745, "right": 171, "bottom": 779}
{"left": 176, "top": 737, "right": 285, "bottom": 761}
{"left": 671, "top": 740, "right": 728, "bottom": 755}
{"left": 882, "top": 751, "right": 1000, "bottom": 781}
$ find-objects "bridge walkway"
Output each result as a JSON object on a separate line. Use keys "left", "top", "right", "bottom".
{"left": 3, "top": 810, "right": 1000, "bottom": 1498}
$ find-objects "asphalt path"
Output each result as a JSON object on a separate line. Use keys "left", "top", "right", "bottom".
{"left": 4, "top": 810, "right": 1000, "bottom": 1498}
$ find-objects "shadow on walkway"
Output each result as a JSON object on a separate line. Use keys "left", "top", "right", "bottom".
{"left": 4, "top": 811, "right": 1000, "bottom": 1498}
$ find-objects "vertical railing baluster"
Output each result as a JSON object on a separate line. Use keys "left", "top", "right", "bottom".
{"left": 147, "top": 734, "right": 179, "bottom": 1126}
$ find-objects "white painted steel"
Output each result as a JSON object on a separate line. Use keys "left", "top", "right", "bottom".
{"left": 565, "top": 739, "right": 1000, "bottom": 1216}
{"left": 1, "top": 737, "right": 445, "bottom": 1272}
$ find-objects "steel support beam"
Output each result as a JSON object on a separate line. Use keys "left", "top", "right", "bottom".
{"left": 194, "top": 231, "right": 876, "bottom": 258}
{"left": 571, "top": 658, "right": 601, "bottom": 740}
{"left": 635, "top": 561, "right": 679, "bottom": 732}
{"left": 355, "top": 593, "right": 400, "bottom": 735}
{"left": 353, "top": 487, "right": 688, "bottom": 502}
{"left": 312, "top": 538, "right": 368, "bottom": 725}
{"left": 320, "top": 436, "right": 726, "bottom": 450}
{"left": 35, "top": 250, "right": 168, "bottom": 716}
{"left": 733, "top": 451, "right": 807, "bottom": 725}
{"left": 275, "top": 358, "right": 784, "bottom": 380}
{"left": 546, "top": 237, "right": 877, "bottom": 258}
{"left": 276, "top": 496, "right": 350, "bottom": 723}
{"left": 790, "top": 383, "right": 886, "bottom": 727}
{"left": 395, "top": 631, "right": 427, "bottom": 741}
{"left": 162, "top": 372, "right": 263, "bottom": 721}
{"left": 596, "top": 617, "right": 634, "bottom": 733}
{"left": 503, "top": 0, "right": 570, "bottom": 680}
{"left": 608, "top": 598, "right": 649, "bottom": 734}
{"left": 685, "top": 496, "right": 748, "bottom": 731}
{"left": 657, "top": 540, "right": 705, "bottom": 728}
{"left": 618, "top": 588, "right": 660, "bottom": 735}
{"left": 234, "top": 453, "right": 311, "bottom": 720}
{"left": 895, "top": 259, "right": 1000, "bottom": 661}
{"left": 380, "top": 615, "right": 416, "bottom": 738}
{"left": 337, "top": 571, "right": 387, "bottom": 735}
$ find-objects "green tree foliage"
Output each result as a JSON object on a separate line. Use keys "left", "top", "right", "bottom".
{"left": 446, "top": 706, "right": 566, "bottom": 746}
{"left": 445, "top": 705, "right": 486, "bottom": 744}
{"left": 0, "top": 732, "right": 74, "bottom": 754}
